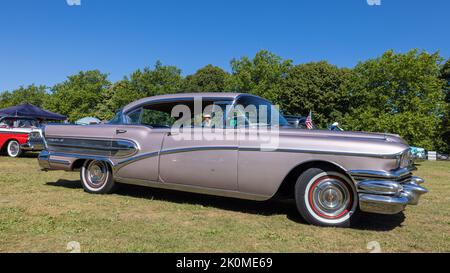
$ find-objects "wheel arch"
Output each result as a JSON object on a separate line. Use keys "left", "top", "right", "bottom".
{"left": 72, "top": 159, "right": 88, "bottom": 171}
{"left": 1, "top": 138, "right": 20, "bottom": 152}
{"left": 72, "top": 158, "right": 115, "bottom": 171}
{"left": 275, "top": 160, "right": 352, "bottom": 199}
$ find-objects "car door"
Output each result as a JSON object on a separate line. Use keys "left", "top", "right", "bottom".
{"left": 158, "top": 127, "right": 238, "bottom": 190}
{"left": 112, "top": 108, "right": 166, "bottom": 182}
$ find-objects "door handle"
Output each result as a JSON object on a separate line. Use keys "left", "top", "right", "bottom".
{"left": 116, "top": 129, "right": 127, "bottom": 134}
{"left": 167, "top": 132, "right": 179, "bottom": 136}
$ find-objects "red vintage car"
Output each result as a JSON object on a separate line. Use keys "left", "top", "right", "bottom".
{"left": 0, "top": 116, "right": 44, "bottom": 157}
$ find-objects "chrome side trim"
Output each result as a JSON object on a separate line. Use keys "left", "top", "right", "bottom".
{"left": 45, "top": 137, "right": 138, "bottom": 158}
{"left": 49, "top": 159, "right": 71, "bottom": 166}
{"left": 45, "top": 152, "right": 115, "bottom": 169}
{"left": 114, "top": 177, "right": 270, "bottom": 201}
{"left": 114, "top": 146, "right": 239, "bottom": 171}
{"left": 41, "top": 145, "right": 407, "bottom": 173}
{"left": 161, "top": 146, "right": 238, "bottom": 155}
{"left": 115, "top": 151, "right": 160, "bottom": 170}
{"left": 240, "top": 147, "right": 402, "bottom": 159}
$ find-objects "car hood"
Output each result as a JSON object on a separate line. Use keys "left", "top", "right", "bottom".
{"left": 263, "top": 127, "right": 410, "bottom": 157}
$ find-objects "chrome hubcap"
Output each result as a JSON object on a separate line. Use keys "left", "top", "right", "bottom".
{"left": 86, "top": 161, "right": 108, "bottom": 188}
{"left": 9, "top": 141, "right": 19, "bottom": 156}
{"left": 310, "top": 178, "right": 351, "bottom": 218}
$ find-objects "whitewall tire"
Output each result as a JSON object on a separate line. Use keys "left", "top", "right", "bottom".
{"left": 7, "top": 140, "right": 23, "bottom": 158}
{"left": 80, "top": 160, "right": 117, "bottom": 194}
{"left": 295, "top": 167, "right": 358, "bottom": 227}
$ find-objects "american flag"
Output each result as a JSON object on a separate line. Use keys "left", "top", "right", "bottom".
{"left": 305, "top": 110, "right": 313, "bottom": 130}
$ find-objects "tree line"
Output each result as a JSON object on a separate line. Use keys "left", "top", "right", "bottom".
{"left": 1, "top": 49, "right": 449, "bottom": 152}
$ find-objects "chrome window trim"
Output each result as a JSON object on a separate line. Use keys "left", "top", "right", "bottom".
{"left": 123, "top": 97, "right": 236, "bottom": 116}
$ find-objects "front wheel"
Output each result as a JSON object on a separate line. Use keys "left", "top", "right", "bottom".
{"left": 295, "top": 167, "right": 358, "bottom": 227}
{"left": 80, "top": 160, "right": 117, "bottom": 194}
{"left": 7, "top": 140, "right": 23, "bottom": 158}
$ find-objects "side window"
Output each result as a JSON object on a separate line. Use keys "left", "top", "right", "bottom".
{"left": 234, "top": 96, "right": 271, "bottom": 127}
{"left": 108, "top": 111, "right": 123, "bottom": 124}
{"left": 141, "top": 108, "right": 175, "bottom": 127}
{"left": 123, "top": 107, "right": 176, "bottom": 127}
{"left": 125, "top": 108, "right": 142, "bottom": 125}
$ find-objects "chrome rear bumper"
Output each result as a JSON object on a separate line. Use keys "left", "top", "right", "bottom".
{"left": 21, "top": 142, "right": 44, "bottom": 151}
{"left": 38, "top": 150, "right": 51, "bottom": 170}
{"left": 349, "top": 168, "right": 428, "bottom": 215}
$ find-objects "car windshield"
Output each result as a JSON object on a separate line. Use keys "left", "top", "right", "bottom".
{"left": 233, "top": 96, "right": 290, "bottom": 128}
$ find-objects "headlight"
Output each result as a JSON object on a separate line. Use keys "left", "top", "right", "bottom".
{"left": 398, "top": 149, "right": 413, "bottom": 168}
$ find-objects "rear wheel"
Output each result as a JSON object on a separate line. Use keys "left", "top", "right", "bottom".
{"left": 80, "top": 160, "right": 117, "bottom": 194}
{"left": 295, "top": 167, "right": 358, "bottom": 227}
{"left": 7, "top": 140, "right": 23, "bottom": 158}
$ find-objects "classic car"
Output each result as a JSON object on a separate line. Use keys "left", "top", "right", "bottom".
{"left": 410, "top": 146, "right": 427, "bottom": 161}
{"left": 284, "top": 114, "right": 319, "bottom": 130}
{"left": 37, "top": 93, "right": 428, "bottom": 227}
{"left": 0, "top": 116, "right": 45, "bottom": 157}
{"left": 284, "top": 115, "right": 311, "bottom": 129}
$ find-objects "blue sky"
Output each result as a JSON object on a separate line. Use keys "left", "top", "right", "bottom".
{"left": 0, "top": 0, "right": 449, "bottom": 91}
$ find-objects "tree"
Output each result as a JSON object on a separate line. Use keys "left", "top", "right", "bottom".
{"left": 230, "top": 50, "right": 292, "bottom": 102}
{"left": 45, "top": 70, "right": 111, "bottom": 121}
{"left": 0, "top": 85, "right": 48, "bottom": 109}
{"left": 439, "top": 59, "right": 450, "bottom": 152}
{"left": 96, "top": 61, "right": 184, "bottom": 120}
{"left": 183, "top": 64, "right": 232, "bottom": 92}
{"left": 279, "top": 61, "right": 351, "bottom": 127}
{"left": 94, "top": 79, "right": 142, "bottom": 120}
{"left": 128, "top": 61, "right": 183, "bottom": 97}
{"left": 342, "top": 50, "right": 446, "bottom": 150}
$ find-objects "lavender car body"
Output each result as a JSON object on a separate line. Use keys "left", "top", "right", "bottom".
{"left": 38, "top": 93, "right": 427, "bottom": 227}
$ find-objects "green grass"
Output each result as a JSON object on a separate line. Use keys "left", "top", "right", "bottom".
{"left": 0, "top": 155, "right": 449, "bottom": 253}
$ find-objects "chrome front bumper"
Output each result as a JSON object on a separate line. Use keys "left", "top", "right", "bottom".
{"left": 349, "top": 168, "right": 428, "bottom": 215}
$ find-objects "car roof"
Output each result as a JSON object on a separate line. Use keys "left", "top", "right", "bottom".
{"left": 122, "top": 92, "right": 265, "bottom": 113}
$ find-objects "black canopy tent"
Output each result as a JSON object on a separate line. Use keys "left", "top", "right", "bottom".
{"left": 0, "top": 103, "right": 66, "bottom": 121}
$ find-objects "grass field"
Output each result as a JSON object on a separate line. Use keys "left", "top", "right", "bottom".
{"left": 0, "top": 155, "right": 449, "bottom": 253}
